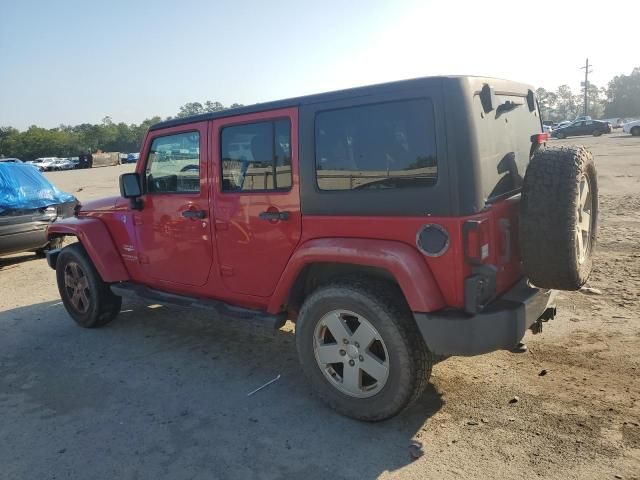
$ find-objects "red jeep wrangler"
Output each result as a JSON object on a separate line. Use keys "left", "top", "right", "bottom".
{"left": 46, "top": 76, "right": 598, "bottom": 421}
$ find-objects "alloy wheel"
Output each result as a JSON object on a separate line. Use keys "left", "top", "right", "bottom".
{"left": 313, "top": 309, "right": 390, "bottom": 398}
{"left": 576, "top": 174, "right": 593, "bottom": 264}
{"left": 64, "top": 262, "right": 91, "bottom": 313}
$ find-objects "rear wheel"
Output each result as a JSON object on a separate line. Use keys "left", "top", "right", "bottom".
{"left": 593, "top": 130, "right": 602, "bottom": 136}
{"left": 556, "top": 131, "right": 566, "bottom": 139}
{"left": 520, "top": 146, "right": 598, "bottom": 290}
{"left": 296, "top": 279, "right": 432, "bottom": 421}
{"left": 631, "top": 126, "right": 640, "bottom": 136}
{"left": 56, "top": 243, "right": 121, "bottom": 327}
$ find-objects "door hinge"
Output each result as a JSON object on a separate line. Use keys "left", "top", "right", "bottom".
{"left": 220, "top": 265, "right": 233, "bottom": 276}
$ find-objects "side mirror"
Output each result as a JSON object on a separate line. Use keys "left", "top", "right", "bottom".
{"left": 119, "top": 173, "right": 143, "bottom": 210}
{"left": 120, "top": 172, "right": 141, "bottom": 198}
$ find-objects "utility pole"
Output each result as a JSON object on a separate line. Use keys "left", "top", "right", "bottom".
{"left": 580, "top": 58, "right": 593, "bottom": 116}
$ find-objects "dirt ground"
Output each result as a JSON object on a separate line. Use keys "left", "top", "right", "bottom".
{"left": 1, "top": 134, "right": 638, "bottom": 480}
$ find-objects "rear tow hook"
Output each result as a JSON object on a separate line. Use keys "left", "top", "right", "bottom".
{"left": 530, "top": 307, "right": 557, "bottom": 334}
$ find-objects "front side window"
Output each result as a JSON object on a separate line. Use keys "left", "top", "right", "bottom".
{"left": 221, "top": 119, "right": 292, "bottom": 192}
{"left": 315, "top": 99, "right": 437, "bottom": 191}
{"left": 145, "top": 132, "right": 200, "bottom": 193}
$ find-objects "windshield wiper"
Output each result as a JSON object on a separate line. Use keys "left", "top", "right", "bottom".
{"left": 496, "top": 101, "right": 523, "bottom": 118}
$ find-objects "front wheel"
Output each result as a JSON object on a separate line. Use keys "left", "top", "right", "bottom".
{"left": 295, "top": 280, "right": 432, "bottom": 421}
{"left": 593, "top": 130, "right": 602, "bottom": 137}
{"left": 56, "top": 243, "right": 122, "bottom": 328}
{"left": 631, "top": 127, "right": 640, "bottom": 136}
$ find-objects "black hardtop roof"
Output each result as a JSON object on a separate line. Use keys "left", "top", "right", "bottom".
{"left": 150, "top": 75, "right": 534, "bottom": 131}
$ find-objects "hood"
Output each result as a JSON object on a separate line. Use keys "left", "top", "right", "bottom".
{"left": 78, "top": 196, "right": 122, "bottom": 213}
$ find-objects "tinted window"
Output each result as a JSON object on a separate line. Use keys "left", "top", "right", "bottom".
{"left": 146, "top": 132, "right": 200, "bottom": 193}
{"left": 315, "top": 99, "right": 437, "bottom": 191}
{"left": 221, "top": 119, "right": 292, "bottom": 192}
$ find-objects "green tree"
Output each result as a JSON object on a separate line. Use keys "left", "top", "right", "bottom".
{"left": 176, "top": 100, "right": 244, "bottom": 118}
{"left": 584, "top": 84, "right": 606, "bottom": 119}
{"left": 536, "top": 88, "right": 558, "bottom": 121}
{"left": 176, "top": 102, "right": 205, "bottom": 117}
{"left": 604, "top": 67, "right": 640, "bottom": 117}
{"left": 554, "top": 85, "right": 581, "bottom": 121}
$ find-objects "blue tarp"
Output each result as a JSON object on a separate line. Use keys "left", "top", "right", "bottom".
{"left": 0, "top": 163, "right": 76, "bottom": 213}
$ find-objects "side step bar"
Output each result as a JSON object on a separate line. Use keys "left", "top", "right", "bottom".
{"left": 110, "top": 282, "right": 287, "bottom": 329}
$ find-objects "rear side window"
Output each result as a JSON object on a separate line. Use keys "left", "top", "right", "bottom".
{"left": 146, "top": 132, "right": 200, "bottom": 193}
{"left": 315, "top": 99, "right": 437, "bottom": 191}
{"left": 221, "top": 119, "right": 292, "bottom": 192}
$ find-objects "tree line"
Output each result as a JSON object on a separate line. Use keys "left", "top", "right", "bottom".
{"left": 1, "top": 68, "right": 639, "bottom": 160}
{"left": 0, "top": 101, "right": 243, "bottom": 161}
{"left": 537, "top": 67, "right": 640, "bottom": 122}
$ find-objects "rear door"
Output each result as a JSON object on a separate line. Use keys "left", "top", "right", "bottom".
{"left": 211, "top": 108, "right": 301, "bottom": 297}
{"left": 572, "top": 121, "right": 586, "bottom": 135}
{"left": 134, "top": 122, "right": 213, "bottom": 286}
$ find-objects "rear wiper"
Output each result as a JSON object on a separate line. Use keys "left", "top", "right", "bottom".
{"left": 496, "top": 101, "right": 523, "bottom": 118}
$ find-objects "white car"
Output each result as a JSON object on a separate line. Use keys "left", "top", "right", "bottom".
{"left": 35, "top": 157, "right": 60, "bottom": 171}
{"left": 51, "top": 158, "right": 75, "bottom": 171}
{"left": 622, "top": 119, "right": 640, "bottom": 136}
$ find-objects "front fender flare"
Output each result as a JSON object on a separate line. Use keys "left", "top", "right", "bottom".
{"left": 47, "top": 217, "right": 129, "bottom": 282}
{"left": 268, "top": 238, "right": 445, "bottom": 314}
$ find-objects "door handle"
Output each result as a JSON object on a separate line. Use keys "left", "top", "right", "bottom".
{"left": 259, "top": 211, "right": 290, "bottom": 221}
{"left": 182, "top": 209, "right": 207, "bottom": 219}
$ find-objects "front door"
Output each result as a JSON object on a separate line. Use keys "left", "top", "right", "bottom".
{"left": 212, "top": 108, "right": 301, "bottom": 297}
{"left": 135, "top": 122, "right": 213, "bottom": 286}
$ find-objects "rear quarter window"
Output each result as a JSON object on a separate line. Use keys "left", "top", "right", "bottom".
{"left": 315, "top": 99, "right": 437, "bottom": 191}
{"left": 472, "top": 94, "right": 541, "bottom": 201}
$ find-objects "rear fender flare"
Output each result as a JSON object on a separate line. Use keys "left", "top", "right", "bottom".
{"left": 47, "top": 217, "right": 129, "bottom": 282}
{"left": 268, "top": 238, "right": 445, "bottom": 314}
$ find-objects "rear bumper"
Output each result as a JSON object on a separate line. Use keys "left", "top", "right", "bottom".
{"left": 414, "top": 279, "right": 557, "bottom": 356}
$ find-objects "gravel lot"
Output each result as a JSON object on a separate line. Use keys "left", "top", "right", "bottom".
{"left": 1, "top": 134, "right": 639, "bottom": 479}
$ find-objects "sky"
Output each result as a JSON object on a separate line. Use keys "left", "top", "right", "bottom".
{"left": 1, "top": 0, "right": 638, "bottom": 130}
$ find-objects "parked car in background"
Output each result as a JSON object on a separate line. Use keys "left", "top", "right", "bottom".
{"left": 622, "top": 119, "right": 640, "bottom": 136}
{"left": 50, "top": 158, "right": 75, "bottom": 171}
{"left": 69, "top": 157, "right": 80, "bottom": 169}
{"left": 543, "top": 124, "right": 553, "bottom": 134}
{"left": 36, "top": 157, "right": 60, "bottom": 171}
{"left": 555, "top": 120, "right": 571, "bottom": 130}
{"left": 0, "top": 158, "right": 24, "bottom": 163}
{"left": 124, "top": 152, "right": 139, "bottom": 164}
{"left": 602, "top": 118, "right": 627, "bottom": 128}
{"left": 77, "top": 153, "right": 93, "bottom": 169}
{"left": 26, "top": 159, "right": 45, "bottom": 171}
{"left": 0, "top": 163, "right": 77, "bottom": 257}
{"left": 552, "top": 119, "right": 612, "bottom": 138}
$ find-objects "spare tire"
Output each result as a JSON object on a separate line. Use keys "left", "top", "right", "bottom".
{"left": 520, "top": 146, "right": 598, "bottom": 290}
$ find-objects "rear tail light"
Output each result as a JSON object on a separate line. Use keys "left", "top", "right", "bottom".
{"left": 532, "top": 133, "right": 550, "bottom": 144}
{"left": 463, "top": 219, "right": 496, "bottom": 312}
{"left": 463, "top": 219, "right": 490, "bottom": 264}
